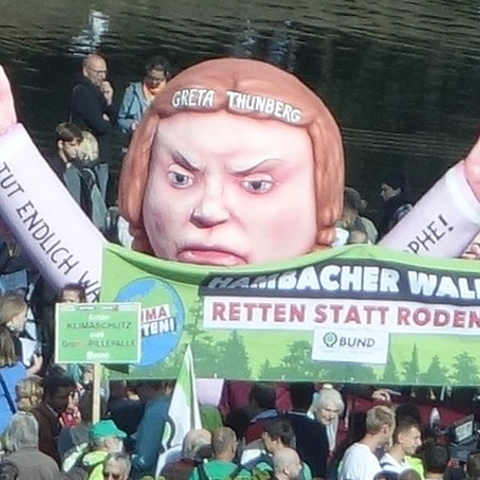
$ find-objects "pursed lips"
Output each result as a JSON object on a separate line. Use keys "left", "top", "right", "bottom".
{"left": 176, "top": 244, "right": 247, "bottom": 266}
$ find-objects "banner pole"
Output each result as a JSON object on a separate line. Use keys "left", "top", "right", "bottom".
{"left": 92, "top": 363, "right": 102, "bottom": 423}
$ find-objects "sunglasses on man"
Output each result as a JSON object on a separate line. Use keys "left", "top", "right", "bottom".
{"left": 102, "top": 471, "right": 122, "bottom": 480}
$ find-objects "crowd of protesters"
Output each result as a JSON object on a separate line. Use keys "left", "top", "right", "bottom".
{"left": 0, "top": 364, "right": 479, "bottom": 480}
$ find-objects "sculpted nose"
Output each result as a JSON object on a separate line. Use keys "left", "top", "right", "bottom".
{"left": 191, "top": 187, "right": 229, "bottom": 227}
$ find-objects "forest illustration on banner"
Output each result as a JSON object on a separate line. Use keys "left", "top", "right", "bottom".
{"left": 101, "top": 242, "right": 480, "bottom": 386}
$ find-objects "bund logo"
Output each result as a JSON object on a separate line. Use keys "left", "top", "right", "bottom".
{"left": 323, "top": 332, "right": 338, "bottom": 348}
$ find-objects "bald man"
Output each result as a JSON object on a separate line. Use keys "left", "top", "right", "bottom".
{"left": 70, "top": 53, "right": 116, "bottom": 202}
{"left": 160, "top": 429, "right": 212, "bottom": 480}
{"left": 187, "top": 427, "right": 249, "bottom": 480}
{"left": 182, "top": 429, "right": 212, "bottom": 461}
{"left": 273, "top": 448, "right": 302, "bottom": 480}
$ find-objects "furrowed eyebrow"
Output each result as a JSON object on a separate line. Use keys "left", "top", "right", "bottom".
{"left": 172, "top": 151, "right": 201, "bottom": 172}
{"left": 231, "top": 158, "right": 282, "bottom": 175}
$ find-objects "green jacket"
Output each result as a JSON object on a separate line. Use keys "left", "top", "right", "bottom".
{"left": 81, "top": 450, "right": 109, "bottom": 480}
{"left": 188, "top": 460, "right": 251, "bottom": 480}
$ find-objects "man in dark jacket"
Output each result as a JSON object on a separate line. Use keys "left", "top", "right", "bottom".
{"left": 70, "top": 53, "right": 116, "bottom": 202}
{"left": 283, "top": 383, "right": 329, "bottom": 479}
{"left": 31, "top": 374, "right": 76, "bottom": 466}
{"left": 51, "top": 122, "right": 108, "bottom": 232}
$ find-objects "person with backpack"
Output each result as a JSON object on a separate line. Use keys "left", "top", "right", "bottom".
{"left": 188, "top": 427, "right": 250, "bottom": 480}
{"left": 160, "top": 429, "right": 212, "bottom": 480}
{"left": 51, "top": 123, "right": 109, "bottom": 234}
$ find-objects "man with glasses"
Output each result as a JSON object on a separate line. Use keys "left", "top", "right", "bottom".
{"left": 102, "top": 453, "right": 131, "bottom": 480}
{"left": 70, "top": 53, "right": 116, "bottom": 203}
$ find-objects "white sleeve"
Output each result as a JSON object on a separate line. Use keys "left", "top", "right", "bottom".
{"left": 339, "top": 448, "right": 381, "bottom": 480}
{"left": 379, "top": 162, "right": 480, "bottom": 258}
{"left": 0, "top": 124, "right": 105, "bottom": 300}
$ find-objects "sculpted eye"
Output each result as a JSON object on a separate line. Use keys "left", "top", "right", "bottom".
{"left": 167, "top": 170, "right": 194, "bottom": 188}
{"left": 241, "top": 175, "right": 274, "bottom": 194}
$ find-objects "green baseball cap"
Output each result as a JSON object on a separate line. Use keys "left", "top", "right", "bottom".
{"left": 90, "top": 420, "right": 127, "bottom": 440}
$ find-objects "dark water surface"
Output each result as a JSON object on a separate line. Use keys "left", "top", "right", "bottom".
{"left": 1, "top": 0, "right": 480, "bottom": 220}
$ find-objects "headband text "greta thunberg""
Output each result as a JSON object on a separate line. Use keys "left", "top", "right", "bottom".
{"left": 171, "top": 88, "right": 302, "bottom": 124}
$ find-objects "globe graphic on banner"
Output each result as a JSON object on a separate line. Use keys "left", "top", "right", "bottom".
{"left": 114, "top": 277, "right": 185, "bottom": 366}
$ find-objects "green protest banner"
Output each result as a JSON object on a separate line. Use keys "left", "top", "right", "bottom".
{"left": 101, "top": 243, "right": 480, "bottom": 385}
{"left": 55, "top": 302, "right": 141, "bottom": 364}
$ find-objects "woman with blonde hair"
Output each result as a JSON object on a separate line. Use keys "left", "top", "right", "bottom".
{"left": 0, "top": 294, "right": 42, "bottom": 375}
{"left": 0, "top": 325, "right": 27, "bottom": 436}
{"left": 15, "top": 375, "right": 42, "bottom": 412}
{"left": 0, "top": 294, "right": 28, "bottom": 332}
{"left": 78, "top": 131, "right": 99, "bottom": 164}
{"left": 77, "top": 131, "right": 108, "bottom": 232}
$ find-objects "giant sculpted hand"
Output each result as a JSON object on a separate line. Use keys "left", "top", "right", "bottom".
{"left": 379, "top": 134, "right": 480, "bottom": 257}
{"left": 0, "top": 66, "right": 17, "bottom": 136}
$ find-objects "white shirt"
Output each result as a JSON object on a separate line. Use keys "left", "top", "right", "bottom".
{"left": 326, "top": 417, "right": 339, "bottom": 453}
{"left": 338, "top": 443, "right": 381, "bottom": 480}
{"left": 380, "top": 452, "right": 407, "bottom": 474}
{"left": 240, "top": 439, "right": 264, "bottom": 465}
{"left": 117, "top": 215, "right": 133, "bottom": 249}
